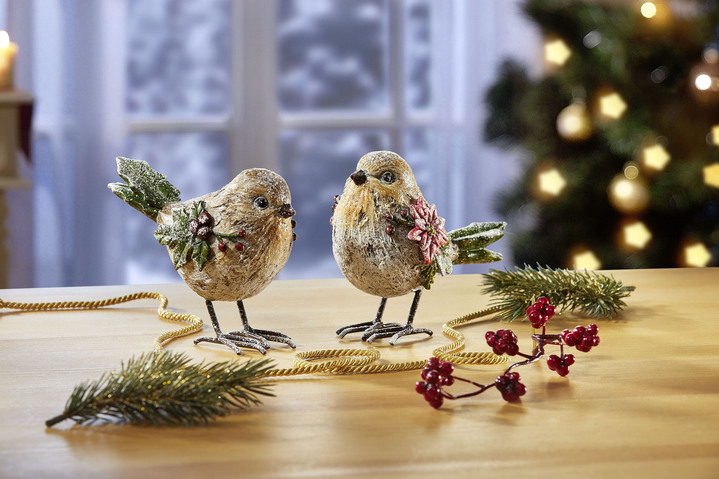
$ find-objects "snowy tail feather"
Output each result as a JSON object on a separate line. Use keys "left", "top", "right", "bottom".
{"left": 108, "top": 157, "right": 181, "bottom": 221}
{"left": 449, "top": 221, "right": 506, "bottom": 265}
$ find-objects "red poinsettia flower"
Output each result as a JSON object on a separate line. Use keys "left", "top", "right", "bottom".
{"left": 407, "top": 196, "right": 449, "bottom": 265}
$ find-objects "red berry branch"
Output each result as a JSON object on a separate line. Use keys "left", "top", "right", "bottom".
{"left": 415, "top": 297, "right": 600, "bottom": 408}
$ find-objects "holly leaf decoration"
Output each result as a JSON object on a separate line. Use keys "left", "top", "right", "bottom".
{"left": 190, "top": 200, "right": 205, "bottom": 221}
{"left": 108, "top": 157, "right": 181, "bottom": 221}
{"left": 192, "top": 240, "right": 210, "bottom": 269}
{"left": 436, "top": 247, "right": 453, "bottom": 276}
{"left": 153, "top": 201, "right": 221, "bottom": 271}
{"left": 155, "top": 208, "right": 194, "bottom": 269}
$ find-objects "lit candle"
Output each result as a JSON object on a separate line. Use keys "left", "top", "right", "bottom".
{"left": 0, "top": 31, "right": 18, "bottom": 90}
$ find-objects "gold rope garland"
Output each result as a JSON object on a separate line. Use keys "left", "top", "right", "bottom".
{"left": 0, "top": 292, "right": 203, "bottom": 352}
{"left": 0, "top": 292, "right": 505, "bottom": 377}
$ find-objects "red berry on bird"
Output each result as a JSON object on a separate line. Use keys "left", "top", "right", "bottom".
{"left": 198, "top": 211, "right": 213, "bottom": 227}
{"left": 197, "top": 226, "right": 211, "bottom": 240}
{"left": 189, "top": 219, "right": 200, "bottom": 235}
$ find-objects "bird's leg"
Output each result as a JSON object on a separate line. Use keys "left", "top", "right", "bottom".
{"left": 336, "top": 297, "right": 402, "bottom": 339}
{"left": 193, "top": 300, "right": 270, "bottom": 355}
{"left": 363, "top": 290, "right": 433, "bottom": 344}
{"left": 226, "top": 300, "right": 297, "bottom": 349}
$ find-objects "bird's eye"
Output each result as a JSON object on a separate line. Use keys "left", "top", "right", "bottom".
{"left": 253, "top": 196, "right": 269, "bottom": 209}
{"left": 380, "top": 171, "right": 396, "bottom": 184}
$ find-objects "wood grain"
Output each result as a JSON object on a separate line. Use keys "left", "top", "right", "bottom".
{"left": 1, "top": 269, "right": 718, "bottom": 478}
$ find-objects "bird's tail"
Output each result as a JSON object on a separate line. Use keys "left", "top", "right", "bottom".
{"left": 448, "top": 221, "right": 506, "bottom": 265}
{"left": 108, "top": 157, "right": 181, "bottom": 221}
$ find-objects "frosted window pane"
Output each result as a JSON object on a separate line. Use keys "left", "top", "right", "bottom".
{"left": 123, "top": 133, "right": 230, "bottom": 284}
{"left": 279, "top": 130, "right": 389, "bottom": 279}
{"left": 126, "top": 0, "right": 230, "bottom": 117}
{"left": 277, "top": 0, "right": 389, "bottom": 112}
{"left": 404, "top": 128, "right": 435, "bottom": 199}
{"left": 405, "top": 0, "right": 432, "bottom": 112}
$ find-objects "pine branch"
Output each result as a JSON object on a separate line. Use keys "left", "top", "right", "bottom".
{"left": 46, "top": 351, "right": 275, "bottom": 427}
{"left": 480, "top": 264, "right": 635, "bottom": 322}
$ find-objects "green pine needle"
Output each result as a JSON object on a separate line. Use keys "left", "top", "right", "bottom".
{"left": 46, "top": 351, "right": 275, "bottom": 427}
{"left": 481, "top": 264, "right": 635, "bottom": 322}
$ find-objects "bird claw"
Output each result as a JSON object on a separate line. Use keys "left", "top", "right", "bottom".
{"left": 336, "top": 321, "right": 375, "bottom": 338}
{"left": 227, "top": 327, "right": 297, "bottom": 349}
{"left": 193, "top": 333, "right": 269, "bottom": 355}
{"left": 363, "top": 324, "right": 432, "bottom": 344}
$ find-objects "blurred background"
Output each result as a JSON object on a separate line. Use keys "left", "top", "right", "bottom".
{"left": 0, "top": 0, "right": 717, "bottom": 289}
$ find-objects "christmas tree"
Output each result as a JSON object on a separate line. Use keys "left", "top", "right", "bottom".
{"left": 485, "top": 0, "right": 719, "bottom": 269}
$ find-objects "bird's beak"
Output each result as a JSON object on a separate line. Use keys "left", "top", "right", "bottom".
{"left": 350, "top": 169, "right": 367, "bottom": 186}
{"left": 278, "top": 203, "right": 296, "bottom": 218}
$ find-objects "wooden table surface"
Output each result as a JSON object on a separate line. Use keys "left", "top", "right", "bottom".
{"left": 1, "top": 268, "right": 718, "bottom": 478}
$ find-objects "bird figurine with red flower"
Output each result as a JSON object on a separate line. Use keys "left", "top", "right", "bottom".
{"left": 109, "top": 157, "right": 297, "bottom": 355}
{"left": 331, "top": 150, "right": 506, "bottom": 344}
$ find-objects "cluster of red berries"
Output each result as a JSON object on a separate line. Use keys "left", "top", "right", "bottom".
{"left": 415, "top": 357, "right": 455, "bottom": 409}
{"left": 417, "top": 296, "right": 602, "bottom": 408}
{"left": 218, "top": 229, "right": 247, "bottom": 253}
{"left": 485, "top": 329, "right": 519, "bottom": 356}
{"left": 546, "top": 353, "right": 575, "bottom": 376}
{"left": 189, "top": 211, "right": 214, "bottom": 240}
{"left": 561, "top": 324, "right": 600, "bottom": 352}
{"left": 526, "top": 296, "right": 556, "bottom": 329}
{"left": 494, "top": 372, "right": 527, "bottom": 401}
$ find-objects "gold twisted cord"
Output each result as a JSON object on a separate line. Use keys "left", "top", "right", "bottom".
{"left": 431, "top": 305, "right": 509, "bottom": 366}
{"left": 0, "top": 292, "right": 203, "bottom": 352}
{"left": 0, "top": 292, "right": 506, "bottom": 376}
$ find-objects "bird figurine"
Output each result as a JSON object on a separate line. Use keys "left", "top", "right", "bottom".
{"left": 331, "top": 150, "right": 506, "bottom": 344}
{"left": 109, "top": 157, "right": 297, "bottom": 355}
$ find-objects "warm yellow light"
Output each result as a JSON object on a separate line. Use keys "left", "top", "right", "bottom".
{"left": 598, "top": 92, "right": 627, "bottom": 120}
{"left": 703, "top": 163, "right": 719, "bottom": 188}
{"left": 623, "top": 221, "right": 652, "bottom": 250}
{"left": 712, "top": 125, "right": 719, "bottom": 146}
{"left": 538, "top": 168, "right": 567, "bottom": 197}
{"left": 545, "top": 38, "right": 572, "bottom": 66}
{"left": 695, "top": 73, "right": 713, "bottom": 91}
{"left": 683, "top": 243, "right": 711, "bottom": 267}
{"left": 556, "top": 102, "right": 592, "bottom": 141}
{"left": 572, "top": 250, "right": 601, "bottom": 270}
{"left": 641, "top": 144, "right": 671, "bottom": 171}
{"left": 608, "top": 175, "right": 650, "bottom": 215}
{"left": 0, "top": 31, "right": 9, "bottom": 49}
{"left": 640, "top": 2, "right": 657, "bottom": 18}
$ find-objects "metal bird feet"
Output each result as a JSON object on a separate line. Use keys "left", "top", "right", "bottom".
{"left": 331, "top": 151, "right": 505, "bottom": 344}
{"left": 110, "top": 157, "right": 297, "bottom": 355}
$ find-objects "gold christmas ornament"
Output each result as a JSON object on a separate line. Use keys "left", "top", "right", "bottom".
{"left": 607, "top": 174, "right": 650, "bottom": 215}
{"left": 689, "top": 51, "right": 719, "bottom": 104}
{"left": 556, "top": 102, "right": 592, "bottom": 141}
